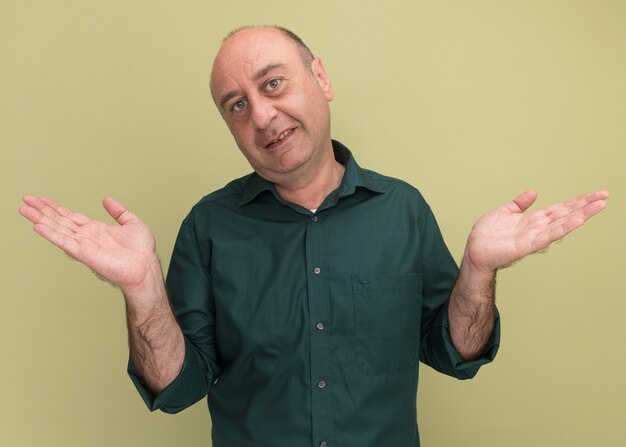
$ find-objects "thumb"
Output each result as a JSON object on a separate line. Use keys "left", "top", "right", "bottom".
{"left": 505, "top": 190, "right": 538, "bottom": 213}
{"left": 102, "top": 197, "right": 137, "bottom": 225}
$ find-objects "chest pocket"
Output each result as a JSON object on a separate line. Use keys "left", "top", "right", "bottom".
{"left": 352, "top": 273, "right": 422, "bottom": 375}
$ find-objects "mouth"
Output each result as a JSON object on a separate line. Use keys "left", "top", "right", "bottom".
{"left": 265, "top": 128, "right": 295, "bottom": 149}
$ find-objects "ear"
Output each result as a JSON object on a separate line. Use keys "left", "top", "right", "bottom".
{"left": 310, "top": 57, "right": 334, "bottom": 101}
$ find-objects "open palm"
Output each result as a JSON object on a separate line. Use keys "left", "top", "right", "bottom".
{"left": 465, "top": 190, "right": 609, "bottom": 273}
{"left": 20, "top": 195, "right": 158, "bottom": 291}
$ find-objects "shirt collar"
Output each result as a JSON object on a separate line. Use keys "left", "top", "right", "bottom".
{"left": 239, "top": 139, "right": 385, "bottom": 207}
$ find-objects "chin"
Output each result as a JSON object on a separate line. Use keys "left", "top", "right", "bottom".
{"left": 276, "top": 148, "right": 312, "bottom": 172}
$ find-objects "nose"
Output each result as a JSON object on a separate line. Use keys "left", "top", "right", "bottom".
{"left": 250, "top": 96, "right": 278, "bottom": 130}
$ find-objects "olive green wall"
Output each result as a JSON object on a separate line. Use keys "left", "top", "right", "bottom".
{"left": 2, "top": 1, "right": 624, "bottom": 445}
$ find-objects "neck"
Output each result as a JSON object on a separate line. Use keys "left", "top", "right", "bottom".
{"left": 274, "top": 149, "right": 345, "bottom": 211}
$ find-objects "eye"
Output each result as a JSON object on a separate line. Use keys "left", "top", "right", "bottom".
{"left": 265, "top": 78, "right": 281, "bottom": 90}
{"left": 231, "top": 98, "right": 247, "bottom": 112}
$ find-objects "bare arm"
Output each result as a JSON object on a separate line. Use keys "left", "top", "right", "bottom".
{"left": 448, "top": 190, "right": 609, "bottom": 360}
{"left": 19, "top": 195, "right": 183, "bottom": 394}
{"left": 123, "top": 261, "right": 184, "bottom": 395}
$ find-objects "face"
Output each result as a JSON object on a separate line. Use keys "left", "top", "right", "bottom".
{"left": 210, "top": 28, "right": 334, "bottom": 185}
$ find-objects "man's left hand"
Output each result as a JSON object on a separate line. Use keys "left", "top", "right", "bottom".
{"left": 464, "top": 189, "right": 609, "bottom": 273}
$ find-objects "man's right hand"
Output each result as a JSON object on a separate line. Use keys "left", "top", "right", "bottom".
{"left": 19, "top": 195, "right": 184, "bottom": 394}
{"left": 19, "top": 195, "right": 159, "bottom": 296}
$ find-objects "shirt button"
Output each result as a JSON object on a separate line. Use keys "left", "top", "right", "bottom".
{"left": 318, "top": 380, "right": 326, "bottom": 389}
{"left": 313, "top": 267, "right": 321, "bottom": 275}
{"left": 311, "top": 215, "right": 318, "bottom": 222}
{"left": 320, "top": 442, "right": 328, "bottom": 447}
{"left": 316, "top": 322, "right": 324, "bottom": 331}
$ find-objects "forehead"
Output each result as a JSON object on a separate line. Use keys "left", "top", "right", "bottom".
{"left": 211, "top": 29, "right": 302, "bottom": 95}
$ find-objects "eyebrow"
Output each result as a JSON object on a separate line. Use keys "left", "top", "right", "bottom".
{"left": 253, "top": 63, "right": 284, "bottom": 81}
{"left": 218, "top": 63, "right": 285, "bottom": 110}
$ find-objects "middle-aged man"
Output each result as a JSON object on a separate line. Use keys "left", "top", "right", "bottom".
{"left": 20, "top": 26, "right": 609, "bottom": 446}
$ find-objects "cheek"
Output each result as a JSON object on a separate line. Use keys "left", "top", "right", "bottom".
{"left": 228, "top": 125, "right": 265, "bottom": 163}
{"left": 227, "top": 122, "right": 252, "bottom": 144}
{"left": 293, "top": 90, "right": 329, "bottom": 123}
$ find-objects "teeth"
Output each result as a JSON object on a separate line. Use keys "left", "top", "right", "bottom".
{"left": 272, "top": 129, "right": 291, "bottom": 145}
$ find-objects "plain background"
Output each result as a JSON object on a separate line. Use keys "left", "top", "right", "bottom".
{"left": 2, "top": 1, "right": 624, "bottom": 446}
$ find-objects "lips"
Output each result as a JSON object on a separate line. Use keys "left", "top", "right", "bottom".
{"left": 265, "top": 128, "right": 294, "bottom": 148}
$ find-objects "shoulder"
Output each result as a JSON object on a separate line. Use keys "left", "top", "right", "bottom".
{"left": 198, "top": 173, "right": 254, "bottom": 205}
{"left": 181, "top": 173, "right": 255, "bottom": 225}
{"left": 362, "top": 168, "right": 429, "bottom": 206}
{"left": 356, "top": 166, "right": 436, "bottom": 227}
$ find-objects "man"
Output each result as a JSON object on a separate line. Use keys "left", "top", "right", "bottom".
{"left": 19, "top": 26, "right": 608, "bottom": 446}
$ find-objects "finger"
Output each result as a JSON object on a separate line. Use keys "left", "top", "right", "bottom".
{"left": 33, "top": 223, "right": 81, "bottom": 259}
{"left": 20, "top": 204, "right": 79, "bottom": 239}
{"left": 22, "top": 195, "right": 82, "bottom": 234}
{"left": 24, "top": 195, "right": 77, "bottom": 231}
{"left": 19, "top": 202, "right": 45, "bottom": 225}
{"left": 103, "top": 197, "right": 137, "bottom": 225}
{"left": 19, "top": 203, "right": 61, "bottom": 230}
{"left": 544, "top": 191, "right": 609, "bottom": 212}
{"left": 504, "top": 190, "right": 537, "bottom": 213}
{"left": 40, "top": 196, "right": 91, "bottom": 226}
{"left": 539, "top": 199, "right": 608, "bottom": 245}
{"left": 542, "top": 190, "right": 610, "bottom": 220}
{"left": 24, "top": 195, "right": 91, "bottom": 232}
{"left": 39, "top": 197, "right": 71, "bottom": 216}
{"left": 561, "top": 199, "right": 607, "bottom": 232}
{"left": 23, "top": 195, "right": 57, "bottom": 217}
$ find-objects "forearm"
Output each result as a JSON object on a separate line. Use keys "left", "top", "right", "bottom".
{"left": 124, "top": 257, "right": 184, "bottom": 396}
{"left": 448, "top": 258, "right": 497, "bottom": 360}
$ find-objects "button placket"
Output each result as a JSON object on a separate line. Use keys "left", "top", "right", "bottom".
{"left": 305, "top": 211, "right": 332, "bottom": 446}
